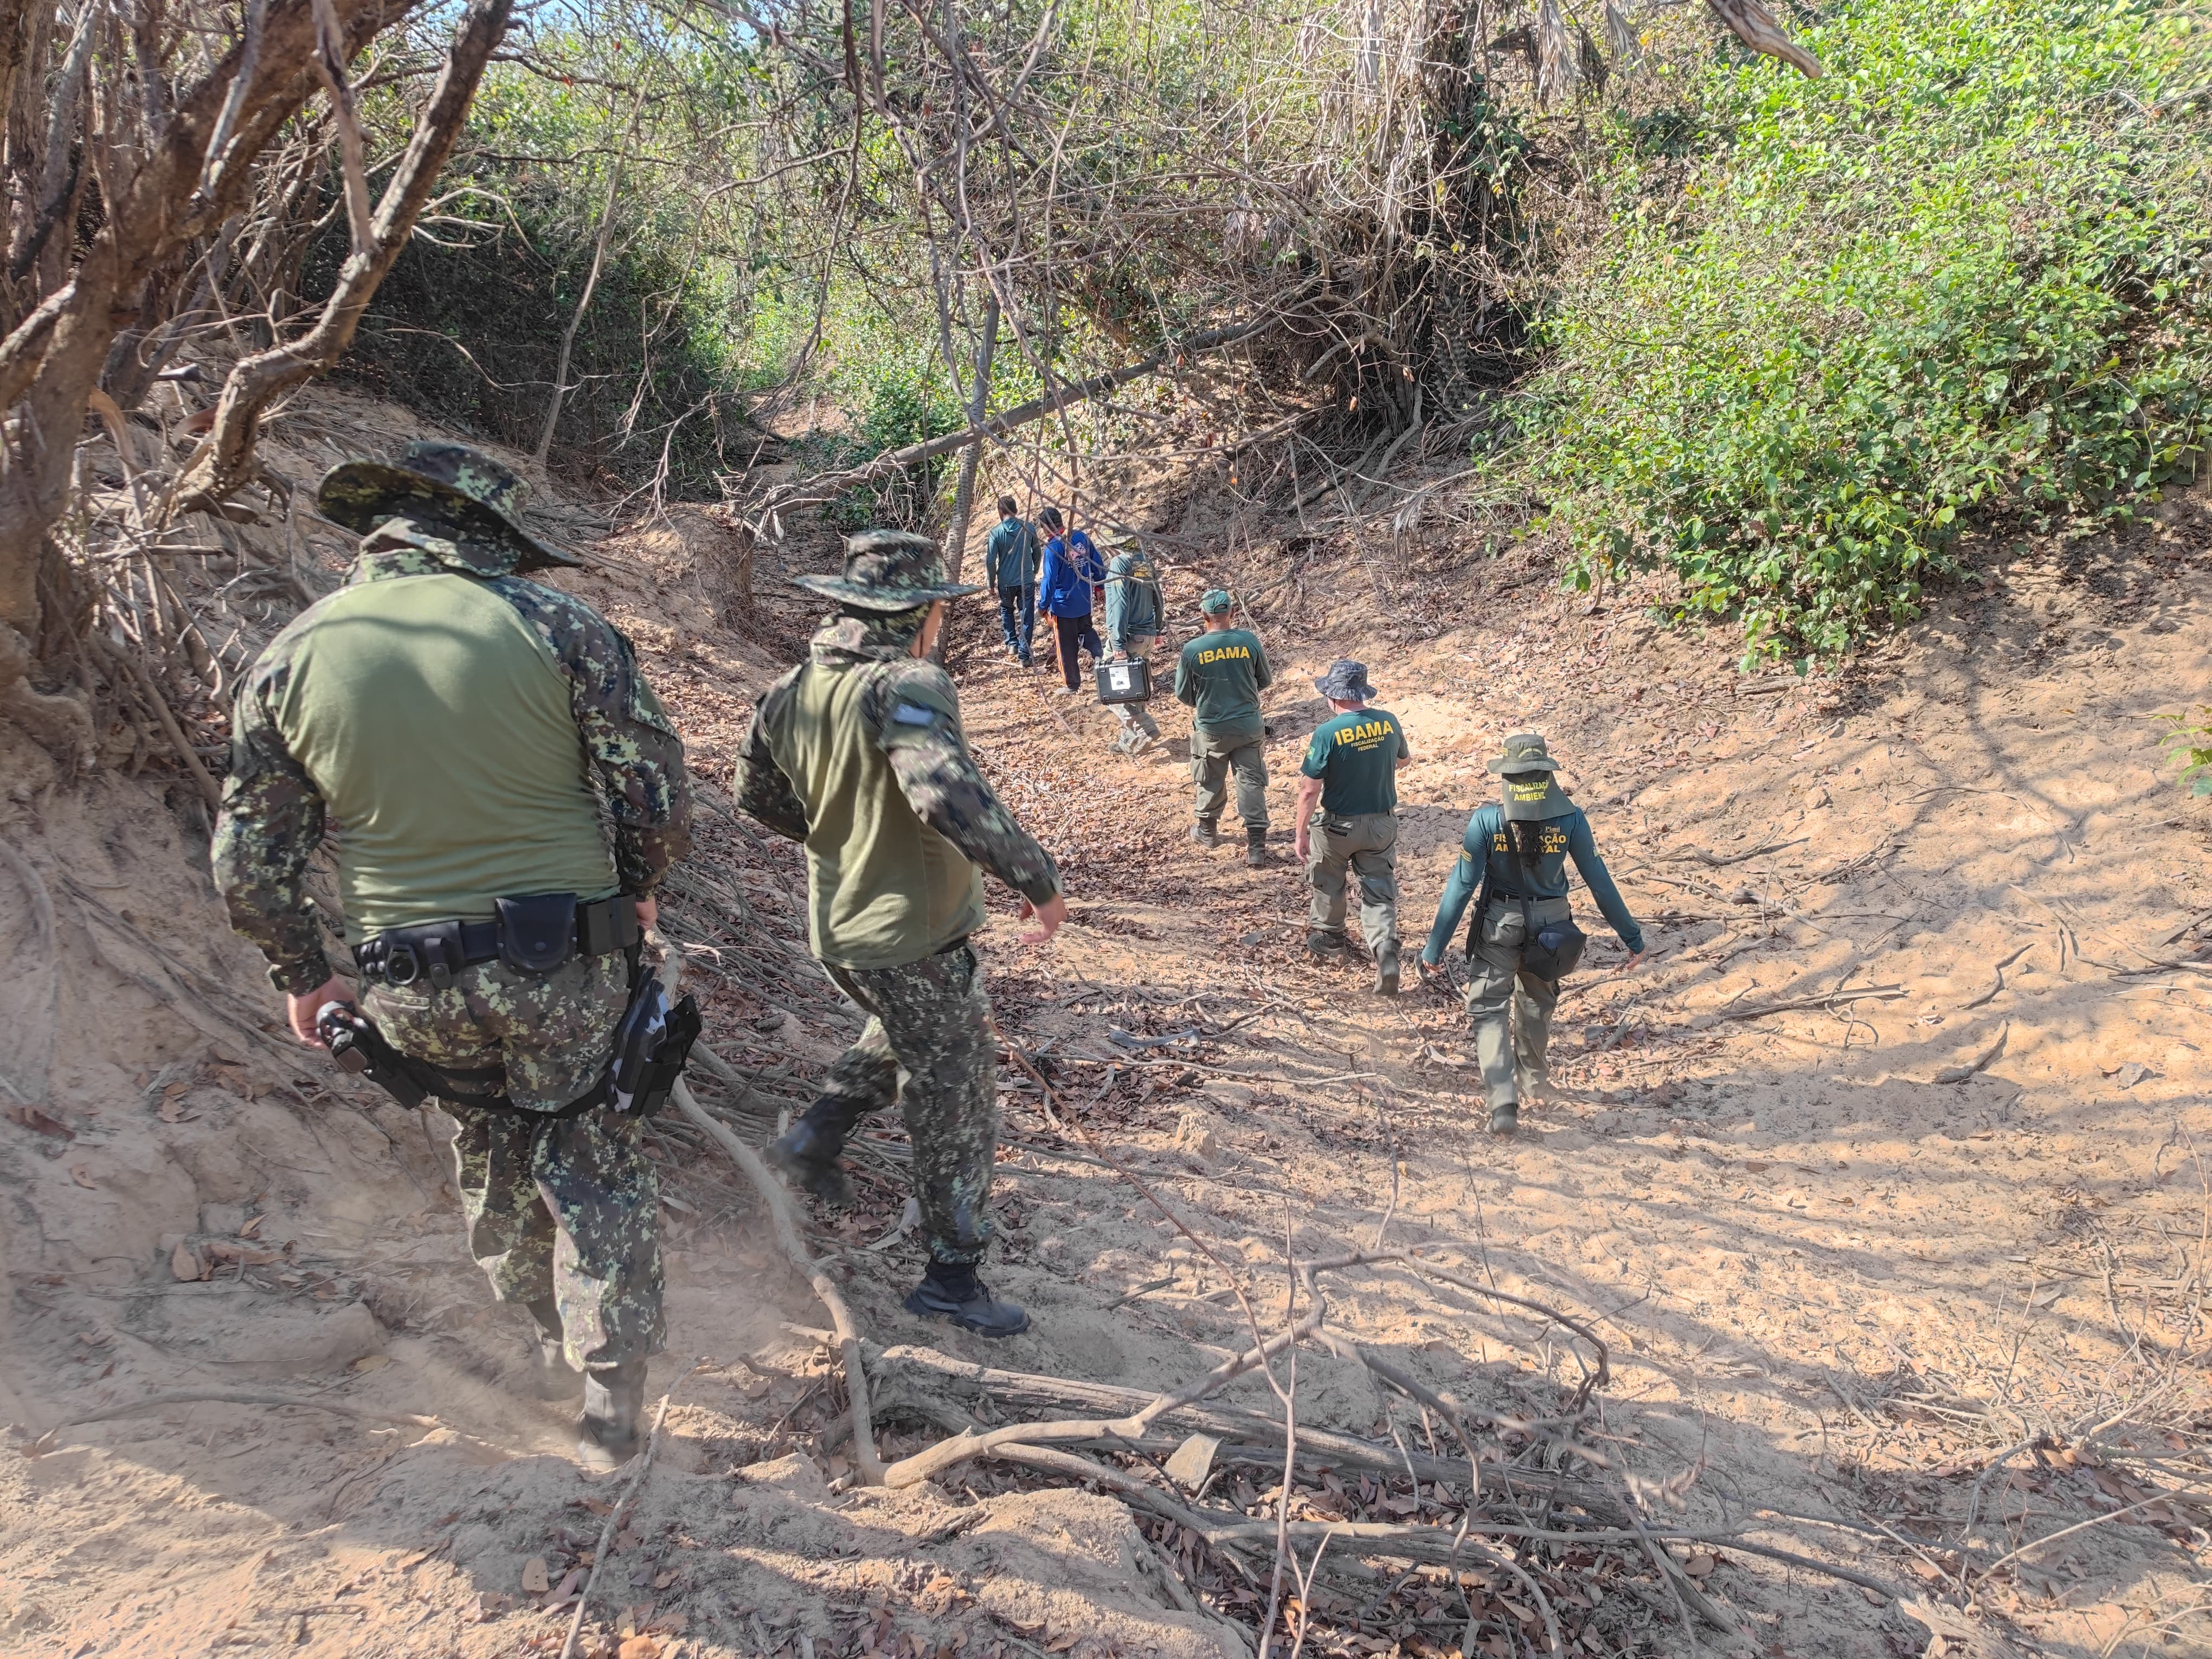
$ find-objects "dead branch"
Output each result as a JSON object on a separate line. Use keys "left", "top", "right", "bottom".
{"left": 171, "top": 0, "right": 516, "bottom": 515}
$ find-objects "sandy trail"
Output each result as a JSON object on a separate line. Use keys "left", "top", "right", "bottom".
{"left": 941, "top": 491, "right": 2212, "bottom": 1656}
{"left": 1, "top": 420, "right": 2208, "bottom": 1657}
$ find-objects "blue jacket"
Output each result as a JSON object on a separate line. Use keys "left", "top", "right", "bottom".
{"left": 983, "top": 517, "right": 1039, "bottom": 591}
{"left": 1421, "top": 802, "right": 1644, "bottom": 963}
{"left": 1039, "top": 532, "right": 1103, "bottom": 618}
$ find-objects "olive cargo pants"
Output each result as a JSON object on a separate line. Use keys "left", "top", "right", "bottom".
{"left": 1307, "top": 810, "right": 1399, "bottom": 965}
{"left": 1461, "top": 896, "right": 1568, "bottom": 1110}
{"left": 1192, "top": 731, "right": 1268, "bottom": 831}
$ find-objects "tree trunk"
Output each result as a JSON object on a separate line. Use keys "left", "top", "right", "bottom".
{"left": 0, "top": 0, "right": 400, "bottom": 642}
{"left": 533, "top": 98, "right": 634, "bottom": 469}
{"left": 939, "top": 291, "right": 999, "bottom": 587}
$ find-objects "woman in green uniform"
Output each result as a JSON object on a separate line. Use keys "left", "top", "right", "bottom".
{"left": 1419, "top": 733, "right": 1647, "bottom": 1136}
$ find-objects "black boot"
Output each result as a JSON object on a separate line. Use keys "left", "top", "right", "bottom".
{"left": 525, "top": 1296, "right": 582, "bottom": 1400}
{"left": 1488, "top": 1101, "right": 1520, "bottom": 1138}
{"left": 1245, "top": 831, "right": 1272, "bottom": 867}
{"left": 903, "top": 1258, "right": 1030, "bottom": 1339}
{"left": 1307, "top": 928, "right": 1349, "bottom": 959}
{"left": 766, "top": 1113, "right": 855, "bottom": 1207}
{"left": 577, "top": 1359, "right": 647, "bottom": 1469}
{"left": 1191, "top": 820, "right": 1218, "bottom": 848}
{"left": 1373, "top": 943, "right": 1401, "bottom": 998}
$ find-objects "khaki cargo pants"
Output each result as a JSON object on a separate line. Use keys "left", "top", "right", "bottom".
{"left": 1307, "top": 810, "right": 1399, "bottom": 966}
{"left": 1461, "top": 896, "right": 1569, "bottom": 1110}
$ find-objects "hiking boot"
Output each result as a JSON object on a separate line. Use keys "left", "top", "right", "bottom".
{"left": 1307, "top": 928, "right": 1349, "bottom": 959}
{"left": 1373, "top": 961, "right": 1401, "bottom": 998}
{"left": 903, "top": 1262, "right": 1031, "bottom": 1339}
{"left": 765, "top": 1118, "right": 854, "bottom": 1208}
{"left": 1488, "top": 1102, "right": 1520, "bottom": 1138}
{"left": 1245, "top": 832, "right": 1272, "bottom": 867}
{"left": 577, "top": 1359, "right": 647, "bottom": 1469}
{"left": 524, "top": 1297, "right": 582, "bottom": 1401}
{"left": 1191, "top": 820, "right": 1219, "bottom": 848}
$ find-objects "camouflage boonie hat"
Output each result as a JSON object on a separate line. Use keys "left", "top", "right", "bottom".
{"left": 1486, "top": 731, "right": 1561, "bottom": 774}
{"left": 795, "top": 530, "right": 983, "bottom": 613}
{"left": 1315, "top": 659, "right": 1374, "bottom": 700}
{"left": 316, "top": 442, "right": 580, "bottom": 573}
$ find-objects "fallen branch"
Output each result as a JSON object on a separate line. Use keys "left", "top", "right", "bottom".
{"left": 559, "top": 1390, "right": 673, "bottom": 1659}
{"left": 1706, "top": 983, "right": 1904, "bottom": 1023}
{"left": 1960, "top": 946, "right": 2033, "bottom": 1011}
{"left": 864, "top": 1343, "right": 1625, "bottom": 1513}
{"left": 672, "top": 1069, "right": 886, "bottom": 1484}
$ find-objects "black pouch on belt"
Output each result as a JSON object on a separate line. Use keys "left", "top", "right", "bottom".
{"left": 495, "top": 892, "right": 578, "bottom": 974}
{"left": 1519, "top": 901, "right": 1588, "bottom": 980}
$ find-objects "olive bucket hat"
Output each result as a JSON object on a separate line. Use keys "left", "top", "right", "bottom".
{"left": 795, "top": 530, "right": 984, "bottom": 613}
{"left": 1486, "top": 731, "right": 1561, "bottom": 775}
{"left": 316, "top": 442, "right": 580, "bottom": 574}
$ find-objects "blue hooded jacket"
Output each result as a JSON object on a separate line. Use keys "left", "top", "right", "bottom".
{"left": 1039, "top": 531, "right": 1104, "bottom": 618}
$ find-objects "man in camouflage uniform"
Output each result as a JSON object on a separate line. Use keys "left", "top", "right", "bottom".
{"left": 212, "top": 442, "right": 692, "bottom": 1467}
{"left": 734, "top": 531, "right": 1064, "bottom": 1339}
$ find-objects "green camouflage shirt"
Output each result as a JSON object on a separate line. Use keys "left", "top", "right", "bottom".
{"left": 213, "top": 517, "right": 693, "bottom": 992}
{"left": 733, "top": 614, "right": 1060, "bottom": 963}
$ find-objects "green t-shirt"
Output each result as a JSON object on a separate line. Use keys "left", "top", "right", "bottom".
{"left": 1301, "top": 708, "right": 1410, "bottom": 816}
{"left": 1174, "top": 627, "right": 1271, "bottom": 742}
{"left": 760, "top": 654, "right": 987, "bottom": 968}
{"left": 269, "top": 573, "right": 618, "bottom": 937}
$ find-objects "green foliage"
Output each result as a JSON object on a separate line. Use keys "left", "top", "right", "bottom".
{"left": 1536, "top": 0, "right": 2212, "bottom": 663}
{"left": 2161, "top": 705, "right": 2212, "bottom": 796}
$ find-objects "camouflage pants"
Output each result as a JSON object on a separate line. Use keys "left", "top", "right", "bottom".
{"left": 364, "top": 952, "right": 662, "bottom": 1370}
{"left": 1461, "top": 898, "right": 1565, "bottom": 1111}
{"left": 1192, "top": 732, "right": 1268, "bottom": 830}
{"left": 813, "top": 942, "right": 999, "bottom": 1266}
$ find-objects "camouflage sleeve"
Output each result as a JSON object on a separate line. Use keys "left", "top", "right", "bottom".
{"left": 211, "top": 653, "right": 333, "bottom": 993}
{"left": 491, "top": 577, "right": 692, "bottom": 893}
{"left": 868, "top": 661, "right": 1061, "bottom": 904}
{"left": 732, "top": 667, "right": 810, "bottom": 843}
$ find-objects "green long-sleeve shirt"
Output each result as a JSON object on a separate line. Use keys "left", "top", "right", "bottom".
{"left": 1420, "top": 802, "right": 1644, "bottom": 964}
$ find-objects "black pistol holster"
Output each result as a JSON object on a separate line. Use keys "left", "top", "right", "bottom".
{"left": 318, "top": 1004, "right": 508, "bottom": 1113}
{"left": 318, "top": 965, "right": 700, "bottom": 1122}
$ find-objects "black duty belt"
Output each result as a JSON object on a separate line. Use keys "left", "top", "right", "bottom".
{"left": 355, "top": 892, "right": 640, "bottom": 988}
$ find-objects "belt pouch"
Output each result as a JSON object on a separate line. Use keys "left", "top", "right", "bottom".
{"left": 577, "top": 895, "right": 640, "bottom": 958}
{"left": 369, "top": 920, "right": 467, "bottom": 989}
{"left": 496, "top": 891, "right": 578, "bottom": 975}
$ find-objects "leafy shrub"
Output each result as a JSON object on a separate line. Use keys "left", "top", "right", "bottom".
{"left": 1538, "top": 0, "right": 2212, "bottom": 664}
{"left": 2162, "top": 705, "right": 2212, "bottom": 795}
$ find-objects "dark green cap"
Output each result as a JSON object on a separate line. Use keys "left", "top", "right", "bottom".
{"left": 795, "top": 530, "right": 983, "bottom": 613}
{"left": 316, "top": 442, "right": 580, "bottom": 574}
{"left": 1199, "top": 589, "right": 1234, "bottom": 614}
